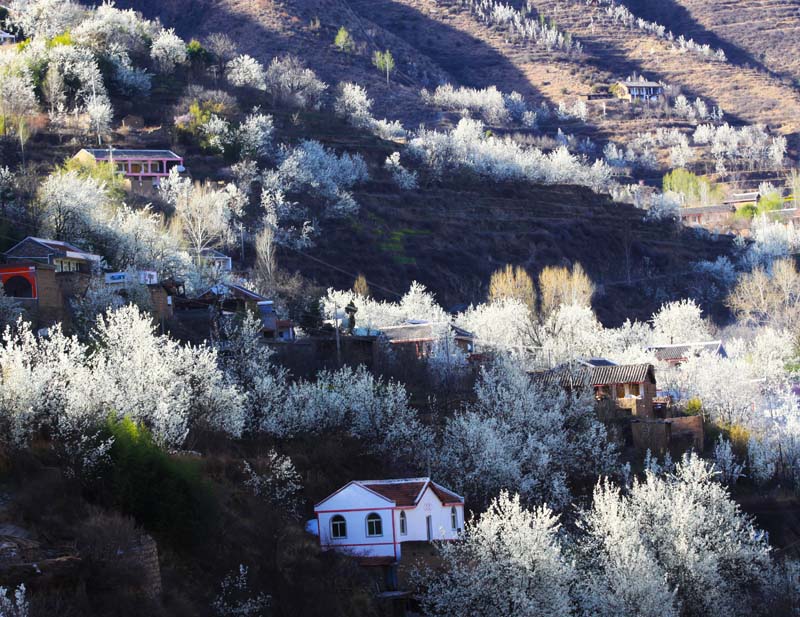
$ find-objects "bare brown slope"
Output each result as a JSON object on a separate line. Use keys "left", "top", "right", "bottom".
{"left": 624, "top": 0, "right": 800, "bottom": 87}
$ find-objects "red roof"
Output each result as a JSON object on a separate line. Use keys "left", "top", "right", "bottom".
{"left": 362, "top": 481, "right": 427, "bottom": 506}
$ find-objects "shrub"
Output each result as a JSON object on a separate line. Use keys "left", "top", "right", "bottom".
{"left": 101, "top": 417, "right": 217, "bottom": 547}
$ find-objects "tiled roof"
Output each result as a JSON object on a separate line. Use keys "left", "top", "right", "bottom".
{"left": 4, "top": 237, "right": 101, "bottom": 262}
{"left": 379, "top": 322, "right": 474, "bottom": 343}
{"left": 648, "top": 341, "right": 726, "bottom": 361}
{"left": 82, "top": 148, "right": 182, "bottom": 160}
{"left": 362, "top": 480, "right": 427, "bottom": 506}
{"left": 359, "top": 478, "right": 464, "bottom": 507}
{"left": 680, "top": 204, "right": 735, "bottom": 215}
{"left": 622, "top": 80, "right": 662, "bottom": 88}
{"left": 199, "top": 283, "right": 266, "bottom": 302}
{"left": 532, "top": 363, "right": 655, "bottom": 388}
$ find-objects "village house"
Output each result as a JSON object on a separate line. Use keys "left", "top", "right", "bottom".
{"left": 71, "top": 148, "right": 185, "bottom": 195}
{"left": 257, "top": 300, "right": 295, "bottom": 341}
{"left": 314, "top": 478, "right": 464, "bottom": 561}
{"left": 533, "top": 360, "right": 658, "bottom": 418}
{"left": 532, "top": 360, "right": 703, "bottom": 454}
{"left": 2, "top": 237, "right": 102, "bottom": 327}
{"left": 196, "top": 248, "right": 233, "bottom": 273}
{"left": 0, "top": 29, "right": 15, "bottom": 45}
{"left": 612, "top": 78, "right": 664, "bottom": 102}
{"left": 196, "top": 284, "right": 295, "bottom": 341}
{"left": 4, "top": 236, "right": 101, "bottom": 274}
{"left": 723, "top": 190, "right": 760, "bottom": 209}
{"left": 104, "top": 270, "right": 174, "bottom": 323}
{"left": 647, "top": 340, "right": 727, "bottom": 366}
{"left": 377, "top": 321, "right": 475, "bottom": 358}
{"left": 680, "top": 203, "right": 735, "bottom": 230}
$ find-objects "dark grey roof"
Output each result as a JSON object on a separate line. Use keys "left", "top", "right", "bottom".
{"left": 622, "top": 80, "right": 663, "bottom": 88}
{"left": 680, "top": 204, "right": 735, "bottom": 215}
{"left": 648, "top": 341, "right": 726, "bottom": 362}
{"left": 531, "top": 363, "right": 655, "bottom": 388}
{"left": 82, "top": 148, "right": 182, "bottom": 160}
{"left": 379, "top": 322, "right": 474, "bottom": 343}
{"left": 582, "top": 358, "right": 618, "bottom": 367}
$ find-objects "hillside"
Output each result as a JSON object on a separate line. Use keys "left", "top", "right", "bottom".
{"left": 117, "top": 0, "right": 800, "bottom": 141}
{"left": 625, "top": 0, "right": 800, "bottom": 88}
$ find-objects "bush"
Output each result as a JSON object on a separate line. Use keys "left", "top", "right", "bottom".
{"left": 101, "top": 417, "right": 216, "bottom": 547}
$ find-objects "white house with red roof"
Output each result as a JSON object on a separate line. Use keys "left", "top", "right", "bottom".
{"left": 314, "top": 478, "right": 464, "bottom": 561}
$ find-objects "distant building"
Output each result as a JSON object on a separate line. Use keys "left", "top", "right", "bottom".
{"left": 378, "top": 321, "right": 475, "bottom": 358}
{"left": 197, "top": 248, "right": 233, "bottom": 272}
{"left": 4, "top": 236, "right": 101, "bottom": 274}
{"left": 197, "top": 285, "right": 295, "bottom": 341}
{"left": 0, "top": 30, "right": 15, "bottom": 45}
{"left": 613, "top": 78, "right": 664, "bottom": 102}
{"left": 71, "top": 148, "right": 185, "bottom": 195}
{"left": 314, "top": 478, "right": 464, "bottom": 561}
{"left": 723, "top": 191, "right": 760, "bottom": 208}
{"left": 532, "top": 362, "right": 658, "bottom": 418}
{"left": 647, "top": 340, "right": 727, "bottom": 366}
{"left": 680, "top": 204, "right": 735, "bottom": 229}
{"left": 257, "top": 300, "right": 295, "bottom": 341}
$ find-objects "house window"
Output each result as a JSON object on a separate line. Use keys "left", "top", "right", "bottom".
{"left": 629, "top": 383, "right": 641, "bottom": 397}
{"left": 330, "top": 515, "right": 347, "bottom": 539}
{"left": 451, "top": 507, "right": 458, "bottom": 530}
{"left": 366, "top": 513, "right": 383, "bottom": 537}
{"left": 399, "top": 511, "right": 407, "bottom": 535}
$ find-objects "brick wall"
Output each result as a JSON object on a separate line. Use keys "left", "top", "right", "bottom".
{"left": 631, "top": 419, "right": 671, "bottom": 454}
{"left": 35, "top": 268, "right": 67, "bottom": 327}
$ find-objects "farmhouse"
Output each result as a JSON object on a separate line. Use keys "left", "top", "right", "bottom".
{"left": 4, "top": 236, "right": 101, "bottom": 274}
{"left": 533, "top": 361, "right": 658, "bottom": 418}
{"left": 378, "top": 321, "right": 475, "bottom": 358}
{"left": 196, "top": 248, "right": 233, "bottom": 272}
{"left": 648, "top": 340, "right": 727, "bottom": 366}
{"left": 72, "top": 148, "right": 185, "bottom": 194}
{"left": 314, "top": 478, "right": 464, "bottom": 561}
{"left": 680, "top": 203, "right": 735, "bottom": 230}
{"left": 613, "top": 78, "right": 664, "bottom": 102}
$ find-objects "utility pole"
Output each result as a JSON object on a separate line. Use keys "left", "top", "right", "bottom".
{"left": 334, "top": 304, "right": 342, "bottom": 367}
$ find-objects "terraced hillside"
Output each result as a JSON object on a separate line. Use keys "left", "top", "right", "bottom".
{"left": 625, "top": 0, "right": 800, "bottom": 87}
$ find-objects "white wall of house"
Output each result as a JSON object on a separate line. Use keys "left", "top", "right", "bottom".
{"left": 393, "top": 486, "right": 463, "bottom": 545}
{"left": 315, "top": 482, "right": 464, "bottom": 560}
{"left": 316, "top": 484, "right": 398, "bottom": 558}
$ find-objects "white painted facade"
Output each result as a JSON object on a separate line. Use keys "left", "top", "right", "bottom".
{"left": 314, "top": 478, "right": 465, "bottom": 561}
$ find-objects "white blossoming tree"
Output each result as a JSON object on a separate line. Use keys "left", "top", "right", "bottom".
{"left": 150, "top": 28, "right": 188, "bottom": 73}
{"left": 576, "top": 455, "right": 775, "bottom": 617}
{"left": 416, "top": 491, "right": 575, "bottom": 617}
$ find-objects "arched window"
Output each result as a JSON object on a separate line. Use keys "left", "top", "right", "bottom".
{"left": 399, "top": 511, "right": 407, "bottom": 535}
{"left": 366, "top": 512, "right": 383, "bottom": 537}
{"left": 331, "top": 515, "right": 347, "bottom": 539}
{"left": 2, "top": 275, "right": 33, "bottom": 298}
{"left": 451, "top": 506, "right": 458, "bottom": 530}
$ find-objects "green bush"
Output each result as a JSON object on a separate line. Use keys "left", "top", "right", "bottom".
{"left": 101, "top": 417, "right": 217, "bottom": 547}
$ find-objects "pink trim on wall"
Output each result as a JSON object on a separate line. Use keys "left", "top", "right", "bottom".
{"left": 316, "top": 506, "right": 394, "bottom": 514}
{"left": 321, "top": 541, "right": 396, "bottom": 548}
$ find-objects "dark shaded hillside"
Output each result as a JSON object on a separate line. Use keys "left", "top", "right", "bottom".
{"left": 285, "top": 178, "right": 733, "bottom": 325}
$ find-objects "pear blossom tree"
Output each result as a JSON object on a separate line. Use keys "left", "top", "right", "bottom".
{"left": 416, "top": 492, "right": 575, "bottom": 617}
{"left": 577, "top": 455, "right": 775, "bottom": 617}
{"left": 436, "top": 356, "right": 616, "bottom": 509}
{"left": 158, "top": 168, "right": 246, "bottom": 257}
{"left": 650, "top": 299, "right": 711, "bottom": 345}
{"left": 264, "top": 55, "right": 327, "bottom": 110}
{"left": 150, "top": 28, "right": 188, "bottom": 73}
{"left": 226, "top": 54, "right": 267, "bottom": 90}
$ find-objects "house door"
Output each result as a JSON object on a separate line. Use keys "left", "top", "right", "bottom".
{"left": 426, "top": 515, "right": 432, "bottom": 542}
